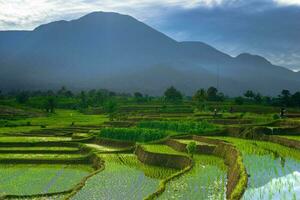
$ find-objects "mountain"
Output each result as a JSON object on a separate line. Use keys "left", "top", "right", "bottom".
{"left": 0, "top": 11, "right": 299, "bottom": 96}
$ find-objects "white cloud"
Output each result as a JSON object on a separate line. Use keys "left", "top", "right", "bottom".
{"left": 275, "top": 0, "right": 300, "bottom": 6}
{"left": 0, "top": 0, "right": 228, "bottom": 30}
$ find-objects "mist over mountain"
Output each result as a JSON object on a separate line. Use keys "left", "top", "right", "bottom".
{"left": 0, "top": 11, "right": 299, "bottom": 96}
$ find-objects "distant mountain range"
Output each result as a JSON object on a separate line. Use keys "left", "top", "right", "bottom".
{"left": 0, "top": 11, "right": 299, "bottom": 96}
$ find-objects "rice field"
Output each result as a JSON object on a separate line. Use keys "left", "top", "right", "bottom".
{"left": 207, "top": 137, "right": 300, "bottom": 200}
{"left": 72, "top": 154, "right": 177, "bottom": 200}
{"left": 0, "top": 136, "right": 71, "bottom": 143}
{"left": 0, "top": 153, "right": 84, "bottom": 159}
{"left": 84, "top": 144, "right": 126, "bottom": 152}
{"left": 158, "top": 155, "right": 227, "bottom": 200}
{"left": 142, "top": 144, "right": 186, "bottom": 155}
{"left": 0, "top": 164, "right": 92, "bottom": 196}
{"left": 175, "top": 139, "right": 215, "bottom": 146}
{"left": 279, "top": 135, "right": 300, "bottom": 141}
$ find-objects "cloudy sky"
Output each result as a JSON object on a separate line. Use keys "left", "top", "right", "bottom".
{"left": 0, "top": 0, "right": 300, "bottom": 71}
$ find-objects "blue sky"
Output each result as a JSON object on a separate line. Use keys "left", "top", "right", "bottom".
{"left": 0, "top": 0, "right": 300, "bottom": 71}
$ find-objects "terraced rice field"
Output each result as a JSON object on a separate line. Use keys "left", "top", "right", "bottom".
{"left": 84, "top": 144, "right": 126, "bottom": 152}
{"left": 0, "top": 153, "right": 84, "bottom": 159}
{"left": 175, "top": 139, "right": 215, "bottom": 146}
{"left": 72, "top": 154, "right": 177, "bottom": 200}
{"left": 208, "top": 137, "right": 300, "bottom": 200}
{"left": 0, "top": 164, "right": 92, "bottom": 196}
{"left": 0, "top": 136, "right": 71, "bottom": 142}
{"left": 279, "top": 135, "right": 300, "bottom": 141}
{"left": 159, "top": 155, "right": 227, "bottom": 200}
{"left": 142, "top": 144, "right": 186, "bottom": 155}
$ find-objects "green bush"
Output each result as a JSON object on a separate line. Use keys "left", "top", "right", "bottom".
{"left": 99, "top": 128, "right": 167, "bottom": 142}
{"left": 137, "top": 120, "right": 218, "bottom": 134}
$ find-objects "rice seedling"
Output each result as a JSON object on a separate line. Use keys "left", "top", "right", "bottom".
{"left": 0, "top": 164, "right": 92, "bottom": 196}
{"left": 142, "top": 144, "right": 186, "bottom": 156}
{"left": 158, "top": 155, "right": 227, "bottom": 200}
{"left": 72, "top": 154, "right": 177, "bottom": 200}
{"left": 0, "top": 136, "right": 71, "bottom": 143}
{"left": 207, "top": 136, "right": 300, "bottom": 200}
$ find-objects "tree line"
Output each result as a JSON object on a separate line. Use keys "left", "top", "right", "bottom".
{"left": 0, "top": 86, "right": 300, "bottom": 112}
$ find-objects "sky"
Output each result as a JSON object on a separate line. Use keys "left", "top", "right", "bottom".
{"left": 0, "top": 0, "right": 300, "bottom": 71}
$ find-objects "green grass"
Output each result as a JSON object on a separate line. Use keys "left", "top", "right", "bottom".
{"left": 142, "top": 144, "right": 186, "bottom": 156}
{"left": 0, "top": 164, "right": 92, "bottom": 196}
{"left": 72, "top": 154, "right": 177, "bottom": 200}
{"left": 158, "top": 155, "right": 227, "bottom": 200}
{"left": 0, "top": 109, "right": 108, "bottom": 135}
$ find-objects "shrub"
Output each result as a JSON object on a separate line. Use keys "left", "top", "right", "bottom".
{"left": 186, "top": 142, "right": 197, "bottom": 158}
{"left": 273, "top": 114, "right": 280, "bottom": 120}
{"left": 99, "top": 128, "right": 167, "bottom": 142}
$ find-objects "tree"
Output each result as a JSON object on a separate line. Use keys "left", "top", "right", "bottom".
{"left": 16, "top": 92, "right": 29, "bottom": 104}
{"left": 244, "top": 90, "right": 255, "bottom": 99}
{"left": 134, "top": 92, "right": 144, "bottom": 103}
{"left": 164, "top": 86, "right": 183, "bottom": 103}
{"left": 193, "top": 89, "right": 207, "bottom": 102}
{"left": 235, "top": 96, "right": 244, "bottom": 105}
{"left": 79, "top": 91, "right": 88, "bottom": 108}
{"left": 254, "top": 93, "right": 262, "bottom": 104}
{"left": 280, "top": 89, "right": 291, "bottom": 106}
{"left": 45, "top": 96, "right": 56, "bottom": 113}
{"left": 104, "top": 100, "right": 118, "bottom": 121}
{"left": 207, "top": 87, "right": 218, "bottom": 101}
{"left": 0, "top": 90, "right": 3, "bottom": 100}
{"left": 186, "top": 142, "right": 197, "bottom": 158}
{"left": 292, "top": 92, "right": 300, "bottom": 107}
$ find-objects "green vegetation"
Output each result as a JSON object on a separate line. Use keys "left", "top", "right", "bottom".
{"left": 142, "top": 144, "right": 186, "bottom": 156}
{"left": 0, "top": 136, "right": 71, "bottom": 143}
{"left": 0, "top": 109, "right": 108, "bottom": 135}
{"left": 138, "top": 120, "right": 220, "bottom": 134}
{"left": 279, "top": 135, "right": 300, "bottom": 141}
{"left": 99, "top": 127, "right": 168, "bottom": 142}
{"left": 158, "top": 155, "right": 227, "bottom": 200}
{"left": 175, "top": 139, "right": 215, "bottom": 146}
{"left": 208, "top": 137, "right": 300, "bottom": 199}
{"left": 0, "top": 164, "right": 92, "bottom": 196}
{"left": 1, "top": 86, "right": 300, "bottom": 199}
{"left": 186, "top": 141, "right": 197, "bottom": 158}
{"left": 72, "top": 154, "right": 177, "bottom": 200}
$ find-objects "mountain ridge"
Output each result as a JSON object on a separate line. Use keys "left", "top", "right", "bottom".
{"left": 0, "top": 11, "right": 298, "bottom": 96}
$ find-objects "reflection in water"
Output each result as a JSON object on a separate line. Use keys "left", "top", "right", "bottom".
{"left": 242, "top": 155, "right": 300, "bottom": 200}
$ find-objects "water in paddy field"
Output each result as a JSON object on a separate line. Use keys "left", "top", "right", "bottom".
{"left": 158, "top": 155, "right": 227, "bottom": 200}
{"left": 210, "top": 137, "right": 300, "bottom": 200}
{"left": 242, "top": 154, "right": 300, "bottom": 200}
{"left": 0, "top": 164, "right": 92, "bottom": 196}
{"left": 72, "top": 154, "right": 176, "bottom": 200}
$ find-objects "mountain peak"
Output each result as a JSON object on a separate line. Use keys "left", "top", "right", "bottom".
{"left": 236, "top": 53, "right": 271, "bottom": 65}
{"left": 78, "top": 11, "right": 132, "bottom": 20}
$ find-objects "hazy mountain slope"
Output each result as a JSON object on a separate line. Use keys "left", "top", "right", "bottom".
{"left": 0, "top": 11, "right": 299, "bottom": 95}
